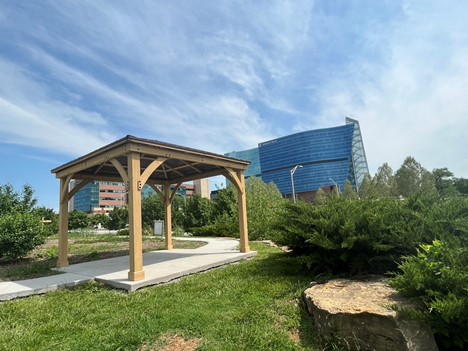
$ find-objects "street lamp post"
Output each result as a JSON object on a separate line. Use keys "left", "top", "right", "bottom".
{"left": 329, "top": 178, "right": 340, "bottom": 197}
{"left": 290, "top": 165, "right": 303, "bottom": 203}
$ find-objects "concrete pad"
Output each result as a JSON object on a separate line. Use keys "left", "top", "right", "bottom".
{"left": 58, "top": 237, "right": 257, "bottom": 291}
{"left": 96, "top": 250, "right": 257, "bottom": 291}
{"left": 0, "top": 238, "right": 257, "bottom": 299}
{"left": 0, "top": 273, "right": 93, "bottom": 301}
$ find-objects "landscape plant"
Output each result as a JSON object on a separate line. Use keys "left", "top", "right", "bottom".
{"left": 68, "top": 210, "right": 90, "bottom": 229}
{"left": 0, "top": 184, "right": 46, "bottom": 261}
{"left": 0, "top": 212, "right": 45, "bottom": 261}
{"left": 391, "top": 240, "right": 468, "bottom": 350}
{"left": 272, "top": 196, "right": 431, "bottom": 275}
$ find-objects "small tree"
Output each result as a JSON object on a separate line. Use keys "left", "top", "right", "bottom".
{"left": 90, "top": 213, "right": 109, "bottom": 229}
{"left": 68, "top": 210, "right": 90, "bottom": 230}
{"left": 454, "top": 178, "right": 468, "bottom": 195}
{"left": 183, "top": 195, "right": 214, "bottom": 230}
{"left": 213, "top": 186, "right": 237, "bottom": 218}
{"left": 342, "top": 180, "right": 359, "bottom": 199}
{"left": 0, "top": 213, "right": 45, "bottom": 261}
{"left": 246, "top": 177, "right": 284, "bottom": 240}
{"left": 373, "top": 163, "right": 397, "bottom": 197}
{"left": 141, "top": 195, "right": 164, "bottom": 228}
{"left": 358, "top": 173, "right": 379, "bottom": 199}
{"left": 108, "top": 207, "right": 128, "bottom": 230}
{"left": 33, "top": 206, "right": 58, "bottom": 236}
{"left": 395, "top": 156, "right": 436, "bottom": 197}
{"left": 432, "top": 168, "right": 459, "bottom": 197}
{"left": 0, "top": 184, "right": 45, "bottom": 261}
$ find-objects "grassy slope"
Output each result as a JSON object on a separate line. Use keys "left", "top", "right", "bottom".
{"left": 0, "top": 243, "right": 321, "bottom": 351}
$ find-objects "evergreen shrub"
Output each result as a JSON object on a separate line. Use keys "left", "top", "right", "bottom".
{"left": 391, "top": 240, "right": 468, "bottom": 350}
{"left": 272, "top": 197, "right": 426, "bottom": 274}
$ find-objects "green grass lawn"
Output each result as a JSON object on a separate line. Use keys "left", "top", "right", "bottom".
{"left": 0, "top": 243, "right": 324, "bottom": 351}
{"left": 0, "top": 233, "right": 205, "bottom": 281}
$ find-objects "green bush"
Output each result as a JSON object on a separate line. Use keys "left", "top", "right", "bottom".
{"left": 0, "top": 213, "right": 45, "bottom": 261}
{"left": 68, "top": 210, "right": 90, "bottom": 229}
{"left": 115, "top": 228, "right": 129, "bottom": 236}
{"left": 108, "top": 207, "right": 128, "bottom": 230}
{"left": 192, "top": 213, "right": 238, "bottom": 237}
{"left": 391, "top": 241, "right": 468, "bottom": 350}
{"left": 272, "top": 197, "right": 426, "bottom": 275}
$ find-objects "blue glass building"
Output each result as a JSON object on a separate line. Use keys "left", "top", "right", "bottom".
{"left": 226, "top": 118, "right": 369, "bottom": 199}
{"left": 225, "top": 148, "right": 261, "bottom": 179}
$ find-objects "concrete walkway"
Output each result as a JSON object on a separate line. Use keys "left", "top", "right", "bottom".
{"left": 0, "top": 238, "right": 257, "bottom": 301}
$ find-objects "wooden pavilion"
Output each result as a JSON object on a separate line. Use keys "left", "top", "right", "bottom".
{"left": 51, "top": 135, "right": 251, "bottom": 281}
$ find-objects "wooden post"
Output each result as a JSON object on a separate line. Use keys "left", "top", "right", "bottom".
{"left": 164, "top": 185, "right": 173, "bottom": 250}
{"left": 237, "top": 171, "right": 250, "bottom": 253}
{"left": 127, "top": 152, "right": 145, "bottom": 281}
{"left": 57, "top": 177, "right": 70, "bottom": 268}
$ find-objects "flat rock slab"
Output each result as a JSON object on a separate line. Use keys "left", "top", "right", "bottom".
{"left": 303, "top": 278, "right": 438, "bottom": 351}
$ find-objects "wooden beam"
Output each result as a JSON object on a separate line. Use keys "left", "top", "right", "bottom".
{"left": 162, "top": 163, "right": 185, "bottom": 177}
{"left": 55, "top": 145, "right": 129, "bottom": 178}
{"left": 110, "top": 158, "right": 129, "bottom": 183}
{"left": 57, "top": 177, "right": 70, "bottom": 268}
{"left": 140, "top": 158, "right": 167, "bottom": 186}
{"left": 168, "top": 168, "right": 226, "bottom": 184}
{"left": 60, "top": 174, "right": 73, "bottom": 203}
{"left": 169, "top": 182, "right": 183, "bottom": 203}
{"left": 127, "top": 143, "right": 249, "bottom": 170}
{"left": 127, "top": 152, "right": 145, "bottom": 281}
{"left": 68, "top": 179, "right": 93, "bottom": 199}
{"left": 181, "top": 160, "right": 202, "bottom": 173}
{"left": 236, "top": 170, "right": 250, "bottom": 253}
{"left": 224, "top": 167, "right": 242, "bottom": 193}
{"left": 164, "top": 185, "right": 173, "bottom": 250}
{"left": 148, "top": 182, "right": 164, "bottom": 201}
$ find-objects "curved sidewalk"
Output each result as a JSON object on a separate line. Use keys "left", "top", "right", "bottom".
{"left": 0, "top": 238, "right": 257, "bottom": 301}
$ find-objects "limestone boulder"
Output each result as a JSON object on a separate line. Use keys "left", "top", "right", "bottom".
{"left": 303, "top": 277, "right": 438, "bottom": 351}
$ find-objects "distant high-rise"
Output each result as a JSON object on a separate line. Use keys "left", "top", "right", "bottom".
{"left": 226, "top": 118, "right": 369, "bottom": 201}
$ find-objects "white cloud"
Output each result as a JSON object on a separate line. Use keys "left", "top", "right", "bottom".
{"left": 0, "top": 58, "right": 115, "bottom": 156}
{"left": 306, "top": 1, "right": 468, "bottom": 177}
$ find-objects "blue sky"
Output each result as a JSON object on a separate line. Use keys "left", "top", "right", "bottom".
{"left": 1, "top": 1, "right": 467, "bottom": 209}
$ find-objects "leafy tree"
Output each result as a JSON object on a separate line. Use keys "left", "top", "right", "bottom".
{"left": 373, "top": 163, "right": 397, "bottom": 197}
{"left": 90, "top": 213, "right": 109, "bottom": 229}
{"left": 358, "top": 173, "right": 379, "bottom": 199}
{"left": 394, "top": 156, "right": 436, "bottom": 197}
{"left": 454, "top": 178, "right": 468, "bottom": 195}
{"left": 342, "top": 180, "right": 359, "bottom": 199}
{"left": 213, "top": 186, "right": 237, "bottom": 218}
{"left": 108, "top": 207, "right": 128, "bottom": 230}
{"left": 183, "top": 195, "right": 214, "bottom": 230}
{"left": 33, "top": 206, "right": 58, "bottom": 236}
{"left": 432, "top": 168, "right": 458, "bottom": 197}
{"left": 0, "top": 184, "right": 37, "bottom": 215}
{"left": 68, "top": 210, "right": 90, "bottom": 229}
{"left": 0, "top": 212, "right": 45, "bottom": 261}
{"left": 0, "top": 184, "right": 44, "bottom": 260}
{"left": 171, "top": 195, "right": 185, "bottom": 229}
{"left": 141, "top": 195, "right": 164, "bottom": 228}
{"left": 246, "top": 177, "right": 285, "bottom": 240}
{"left": 19, "top": 184, "right": 37, "bottom": 213}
